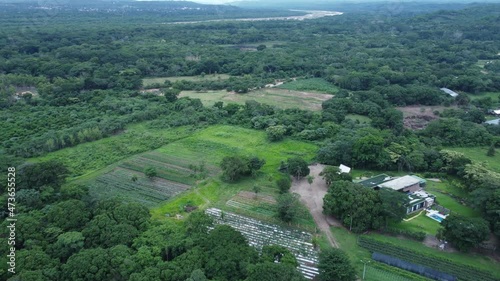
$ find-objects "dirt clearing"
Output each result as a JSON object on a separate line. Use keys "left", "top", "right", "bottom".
{"left": 290, "top": 164, "right": 340, "bottom": 247}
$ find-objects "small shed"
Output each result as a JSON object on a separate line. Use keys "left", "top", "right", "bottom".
{"left": 339, "top": 164, "right": 351, "bottom": 174}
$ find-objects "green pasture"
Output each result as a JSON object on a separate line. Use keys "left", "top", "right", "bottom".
{"left": 346, "top": 114, "right": 372, "bottom": 124}
{"left": 447, "top": 146, "right": 500, "bottom": 173}
{"left": 466, "top": 91, "right": 500, "bottom": 106}
{"left": 142, "top": 74, "right": 231, "bottom": 86}
{"left": 277, "top": 78, "right": 339, "bottom": 94}
{"left": 179, "top": 88, "right": 331, "bottom": 111}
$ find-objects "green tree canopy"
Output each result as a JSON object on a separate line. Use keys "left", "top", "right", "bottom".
{"left": 318, "top": 248, "right": 356, "bottom": 281}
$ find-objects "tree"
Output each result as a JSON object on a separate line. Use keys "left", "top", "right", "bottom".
{"left": 144, "top": 167, "right": 157, "bottom": 179}
{"left": 62, "top": 248, "right": 112, "bottom": 281}
{"left": 378, "top": 188, "right": 409, "bottom": 225}
{"left": 323, "top": 181, "right": 384, "bottom": 233}
{"left": 220, "top": 155, "right": 265, "bottom": 182}
{"left": 266, "top": 125, "right": 287, "bottom": 141}
{"left": 17, "top": 160, "right": 69, "bottom": 191}
{"left": 45, "top": 199, "right": 91, "bottom": 231}
{"left": 277, "top": 193, "right": 300, "bottom": 223}
{"left": 51, "top": 231, "right": 85, "bottom": 262}
{"left": 202, "top": 225, "right": 258, "bottom": 281}
{"left": 285, "top": 157, "right": 310, "bottom": 179}
{"left": 246, "top": 262, "right": 305, "bottom": 281}
{"left": 186, "top": 269, "right": 208, "bottom": 281}
{"left": 441, "top": 214, "right": 490, "bottom": 252}
{"left": 220, "top": 156, "right": 250, "bottom": 182}
{"left": 319, "top": 166, "right": 352, "bottom": 186}
{"left": 318, "top": 248, "right": 356, "bottom": 281}
{"left": 307, "top": 175, "right": 314, "bottom": 186}
{"left": 487, "top": 144, "right": 495, "bottom": 157}
{"left": 131, "top": 175, "right": 138, "bottom": 182}
{"left": 261, "top": 245, "right": 298, "bottom": 267}
{"left": 253, "top": 185, "right": 261, "bottom": 198}
{"left": 276, "top": 176, "right": 292, "bottom": 193}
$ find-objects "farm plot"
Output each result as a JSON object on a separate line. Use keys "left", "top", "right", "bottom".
{"left": 120, "top": 151, "right": 218, "bottom": 185}
{"left": 179, "top": 88, "right": 333, "bottom": 111}
{"left": 89, "top": 167, "right": 190, "bottom": 207}
{"left": 206, "top": 208, "right": 319, "bottom": 280}
{"left": 89, "top": 151, "right": 218, "bottom": 207}
{"left": 226, "top": 191, "right": 277, "bottom": 217}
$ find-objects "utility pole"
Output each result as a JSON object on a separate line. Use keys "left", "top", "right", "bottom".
{"left": 361, "top": 260, "right": 370, "bottom": 280}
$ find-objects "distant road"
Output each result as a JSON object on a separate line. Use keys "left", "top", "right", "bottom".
{"left": 164, "top": 10, "right": 343, "bottom": 24}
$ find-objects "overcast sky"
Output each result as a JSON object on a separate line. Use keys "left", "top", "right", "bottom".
{"left": 192, "top": 0, "right": 235, "bottom": 4}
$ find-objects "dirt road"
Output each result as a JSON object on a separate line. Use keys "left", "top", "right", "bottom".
{"left": 290, "top": 164, "right": 339, "bottom": 248}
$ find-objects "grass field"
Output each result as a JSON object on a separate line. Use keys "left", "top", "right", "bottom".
{"left": 466, "top": 91, "right": 499, "bottom": 105}
{"left": 346, "top": 114, "right": 372, "bottom": 124}
{"left": 179, "top": 88, "right": 332, "bottom": 111}
{"left": 277, "top": 78, "right": 339, "bottom": 94}
{"left": 30, "top": 124, "right": 197, "bottom": 179}
{"left": 149, "top": 125, "right": 318, "bottom": 228}
{"left": 142, "top": 74, "right": 231, "bottom": 86}
{"left": 447, "top": 146, "right": 500, "bottom": 173}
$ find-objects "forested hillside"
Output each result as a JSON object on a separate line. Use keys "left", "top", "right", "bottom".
{"left": 1, "top": 1, "right": 499, "bottom": 280}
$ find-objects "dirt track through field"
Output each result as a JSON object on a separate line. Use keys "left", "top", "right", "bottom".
{"left": 290, "top": 164, "right": 340, "bottom": 248}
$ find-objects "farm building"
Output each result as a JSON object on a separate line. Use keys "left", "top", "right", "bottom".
{"left": 357, "top": 174, "right": 392, "bottom": 189}
{"left": 485, "top": 118, "right": 500, "bottom": 125}
{"left": 407, "top": 190, "right": 435, "bottom": 214}
{"left": 440, "top": 88, "right": 459, "bottom": 97}
{"left": 356, "top": 174, "right": 432, "bottom": 214}
{"left": 487, "top": 109, "right": 500, "bottom": 116}
{"left": 379, "top": 175, "right": 426, "bottom": 193}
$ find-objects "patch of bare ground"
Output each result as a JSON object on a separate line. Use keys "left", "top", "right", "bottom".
{"left": 237, "top": 191, "right": 276, "bottom": 204}
{"left": 290, "top": 164, "right": 340, "bottom": 248}
{"left": 397, "top": 105, "right": 456, "bottom": 130}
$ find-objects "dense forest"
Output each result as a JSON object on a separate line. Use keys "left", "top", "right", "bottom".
{"left": 1, "top": 1, "right": 500, "bottom": 280}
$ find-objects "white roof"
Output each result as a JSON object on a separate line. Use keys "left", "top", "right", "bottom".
{"left": 339, "top": 164, "right": 351, "bottom": 173}
{"left": 485, "top": 118, "right": 500, "bottom": 125}
{"left": 379, "top": 175, "right": 421, "bottom": 191}
{"left": 493, "top": 110, "right": 500, "bottom": 115}
{"left": 440, "top": 88, "right": 459, "bottom": 97}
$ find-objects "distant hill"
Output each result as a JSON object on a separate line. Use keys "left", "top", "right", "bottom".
{"left": 230, "top": 0, "right": 500, "bottom": 13}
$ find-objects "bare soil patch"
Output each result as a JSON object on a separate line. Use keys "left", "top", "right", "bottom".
{"left": 290, "top": 164, "right": 340, "bottom": 247}
{"left": 397, "top": 105, "right": 456, "bottom": 130}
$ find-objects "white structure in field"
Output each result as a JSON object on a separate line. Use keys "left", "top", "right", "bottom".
{"left": 440, "top": 88, "right": 459, "bottom": 97}
{"left": 339, "top": 164, "right": 351, "bottom": 174}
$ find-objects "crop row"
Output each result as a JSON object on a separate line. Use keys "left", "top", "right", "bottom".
{"left": 120, "top": 160, "right": 195, "bottom": 185}
{"left": 358, "top": 236, "right": 498, "bottom": 281}
{"left": 142, "top": 152, "right": 220, "bottom": 174}
{"left": 206, "top": 208, "right": 319, "bottom": 279}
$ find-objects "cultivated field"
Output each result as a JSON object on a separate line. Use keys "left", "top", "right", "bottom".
{"left": 142, "top": 74, "right": 231, "bottom": 86}
{"left": 88, "top": 167, "right": 190, "bottom": 207}
{"left": 150, "top": 125, "right": 317, "bottom": 222}
{"left": 179, "top": 88, "right": 333, "bottom": 111}
{"left": 206, "top": 208, "right": 320, "bottom": 280}
{"left": 87, "top": 150, "right": 219, "bottom": 207}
